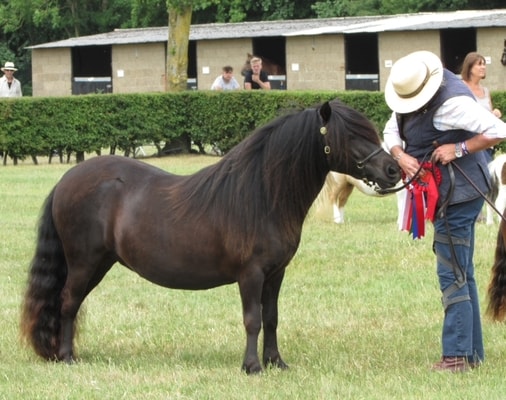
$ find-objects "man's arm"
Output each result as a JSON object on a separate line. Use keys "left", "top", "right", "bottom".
{"left": 431, "top": 96, "right": 506, "bottom": 164}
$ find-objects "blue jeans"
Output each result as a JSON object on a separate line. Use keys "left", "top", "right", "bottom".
{"left": 433, "top": 196, "right": 484, "bottom": 363}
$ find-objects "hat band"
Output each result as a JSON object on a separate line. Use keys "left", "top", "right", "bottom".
{"left": 398, "top": 65, "right": 432, "bottom": 99}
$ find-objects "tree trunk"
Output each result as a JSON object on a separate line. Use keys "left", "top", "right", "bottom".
{"left": 161, "top": 132, "right": 192, "bottom": 155}
{"left": 166, "top": 6, "right": 192, "bottom": 92}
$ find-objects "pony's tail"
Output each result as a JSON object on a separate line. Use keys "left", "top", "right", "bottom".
{"left": 487, "top": 217, "right": 506, "bottom": 321}
{"left": 20, "top": 188, "right": 67, "bottom": 359}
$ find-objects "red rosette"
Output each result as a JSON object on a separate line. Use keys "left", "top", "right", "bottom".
{"left": 401, "top": 161, "right": 442, "bottom": 238}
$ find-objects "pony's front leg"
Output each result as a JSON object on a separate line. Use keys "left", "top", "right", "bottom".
{"left": 261, "top": 268, "right": 288, "bottom": 370}
{"left": 238, "top": 272, "right": 264, "bottom": 374}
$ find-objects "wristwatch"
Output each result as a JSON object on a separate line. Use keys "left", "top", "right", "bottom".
{"left": 455, "top": 142, "right": 463, "bottom": 158}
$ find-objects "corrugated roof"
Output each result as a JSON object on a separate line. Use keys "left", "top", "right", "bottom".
{"left": 28, "top": 9, "right": 506, "bottom": 49}
{"left": 287, "top": 9, "right": 506, "bottom": 35}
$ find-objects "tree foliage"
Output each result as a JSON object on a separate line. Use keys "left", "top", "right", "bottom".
{"left": 192, "top": 0, "right": 314, "bottom": 23}
{"left": 128, "top": 0, "right": 167, "bottom": 27}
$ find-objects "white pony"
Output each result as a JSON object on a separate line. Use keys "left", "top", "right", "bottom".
{"left": 486, "top": 153, "right": 506, "bottom": 225}
{"left": 317, "top": 152, "right": 506, "bottom": 227}
{"left": 315, "top": 172, "right": 406, "bottom": 228}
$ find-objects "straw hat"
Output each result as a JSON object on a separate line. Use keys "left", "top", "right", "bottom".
{"left": 385, "top": 51, "right": 443, "bottom": 114}
{"left": 1, "top": 61, "right": 17, "bottom": 72}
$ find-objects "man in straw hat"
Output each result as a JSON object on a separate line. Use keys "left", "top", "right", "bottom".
{"left": 0, "top": 61, "right": 22, "bottom": 97}
{"left": 383, "top": 50, "right": 506, "bottom": 372}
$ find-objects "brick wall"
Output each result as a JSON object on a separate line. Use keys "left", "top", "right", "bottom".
{"left": 197, "top": 38, "right": 252, "bottom": 90}
{"left": 112, "top": 43, "right": 166, "bottom": 93}
{"left": 32, "top": 48, "right": 72, "bottom": 97}
{"left": 286, "top": 35, "right": 345, "bottom": 91}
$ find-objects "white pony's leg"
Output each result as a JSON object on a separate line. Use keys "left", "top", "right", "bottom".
{"left": 333, "top": 204, "right": 344, "bottom": 224}
{"left": 486, "top": 154, "right": 506, "bottom": 224}
{"left": 396, "top": 188, "right": 407, "bottom": 230}
{"left": 496, "top": 187, "right": 506, "bottom": 224}
{"left": 496, "top": 158, "right": 506, "bottom": 223}
{"left": 323, "top": 149, "right": 406, "bottom": 226}
{"left": 486, "top": 203, "right": 495, "bottom": 225}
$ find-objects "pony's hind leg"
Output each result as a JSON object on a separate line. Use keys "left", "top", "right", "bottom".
{"left": 261, "top": 268, "right": 288, "bottom": 370}
{"left": 58, "top": 316, "right": 77, "bottom": 363}
{"left": 57, "top": 278, "right": 87, "bottom": 362}
{"left": 58, "top": 257, "right": 115, "bottom": 362}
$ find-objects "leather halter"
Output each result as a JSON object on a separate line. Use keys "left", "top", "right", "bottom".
{"left": 320, "top": 125, "right": 386, "bottom": 173}
{"left": 357, "top": 147, "right": 385, "bottom": 169}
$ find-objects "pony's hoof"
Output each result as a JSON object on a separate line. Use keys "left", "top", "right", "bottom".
{"left": 242, "top": 362, "right": 262, "bottom": 375}
{"left": 56, "top": 352, "right": 75, "bottom": 364}
{"left": 265, "top": 357, "right": 289, "bottom": 370}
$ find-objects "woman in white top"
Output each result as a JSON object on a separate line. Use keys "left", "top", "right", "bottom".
{"left": 461, "top": 52, "right": 501, "bottom": 118}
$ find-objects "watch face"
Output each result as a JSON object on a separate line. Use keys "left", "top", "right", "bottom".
{"left": 455, "top": 143, "right": 462, "bottom": 158}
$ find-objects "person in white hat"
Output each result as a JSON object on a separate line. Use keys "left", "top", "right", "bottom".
{"left": 0, "top": 61, "right": 22, "bottom": 98}
{"left": 383, "top": 50, "right": 506, "bottom": 372}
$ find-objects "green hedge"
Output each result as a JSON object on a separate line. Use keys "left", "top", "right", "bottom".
{"left": 0, "top": 90, "right": 504, "bottom": 164}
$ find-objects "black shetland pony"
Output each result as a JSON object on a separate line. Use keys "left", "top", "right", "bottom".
{"left": 20, "top": 99, "right": 400, "bottom": 374}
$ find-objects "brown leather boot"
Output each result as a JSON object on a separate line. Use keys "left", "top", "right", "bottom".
{"left": 432, "top": 356, "right": 469, "bottom": 372}
{"left": 469, "top": 360, "right": 482, "bottom": 369}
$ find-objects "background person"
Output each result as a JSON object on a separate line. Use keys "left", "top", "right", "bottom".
{"left": 461, "top": 52, "right": 502, "bottom": 119}
{"left": 0, "top": 61, "right": 22, "bottom": 97}
{"left": 383, "top": 50, "right": 506, "bottom": 373}
{"left": 211, "top": 65, "right": 240, "bottom": 91}
{"left": 244, "top": 56, "right": 271, "bottom": 90}
{"left": 461, "top": 52, "right": 502, "bottom": 163}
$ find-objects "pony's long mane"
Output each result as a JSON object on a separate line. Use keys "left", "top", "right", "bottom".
{"left": 166, "top": 100, "right": 379, "bottom": 257}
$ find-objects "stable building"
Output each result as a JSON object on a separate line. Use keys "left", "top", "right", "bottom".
{"left": 28, "top": 9, "right": 506, "bottom": 96}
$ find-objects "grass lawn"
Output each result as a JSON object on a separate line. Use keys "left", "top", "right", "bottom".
{"left": 1, "top": 153, "right": 506, "bottom": 399}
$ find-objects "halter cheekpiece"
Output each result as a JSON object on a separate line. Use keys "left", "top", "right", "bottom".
{"left": 320, "top": 126, "right": 330, "bottom": 154}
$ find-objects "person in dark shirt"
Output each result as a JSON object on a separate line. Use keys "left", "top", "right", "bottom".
{"left": 244, "top": 57, "right": 270, "bottom": 90}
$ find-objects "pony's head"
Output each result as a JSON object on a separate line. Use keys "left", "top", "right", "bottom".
{"left": 241, "top": 53, "right": 254, "bottom": 76}
{"left": 318, "top": 100, "right": 401, "bottom": 190}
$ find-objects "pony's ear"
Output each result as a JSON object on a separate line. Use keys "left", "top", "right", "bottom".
{"left": 319, "top": 101, "right": 332, "bottom": 124}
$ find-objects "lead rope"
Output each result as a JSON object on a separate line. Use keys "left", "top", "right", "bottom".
{"left": 433, "top": 141, "right": 506, "bottom": 287}
{"left": 448, "top": 160, "right": 506, "bottom": 224}
{"left": 436, "top": 162, "right": 466, "bottom": 284}
{"left": 375, "top": 149, "right": 433, "bottom": 195}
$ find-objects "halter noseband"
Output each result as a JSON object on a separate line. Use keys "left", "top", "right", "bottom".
{"left": 356, "top": 147, "right": 385, "bottom": 169}
{"left": 320, "top": 125, "right": 386, "bottom": 173}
